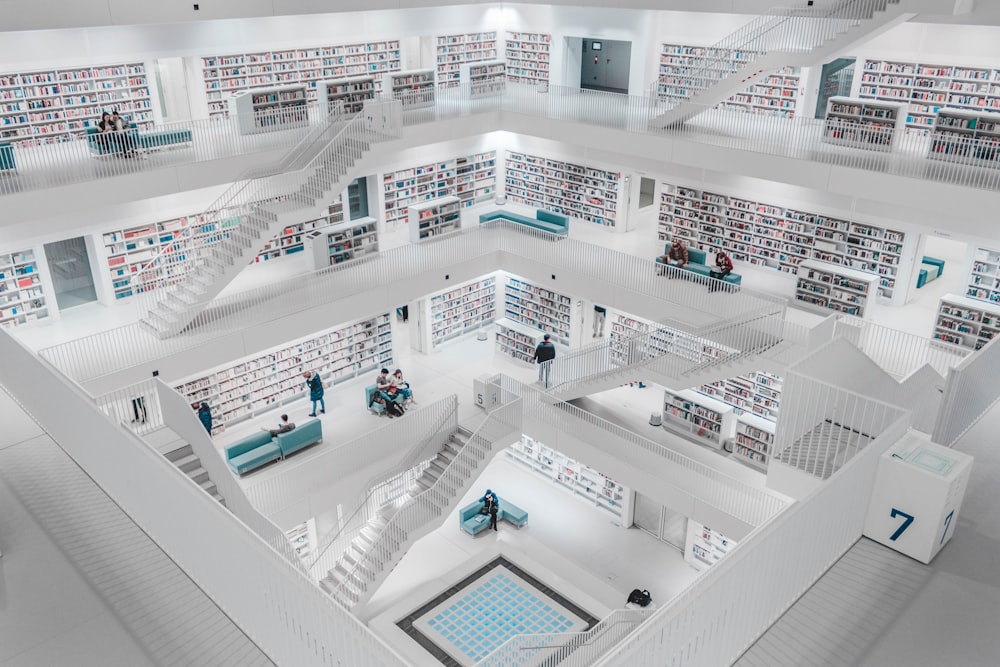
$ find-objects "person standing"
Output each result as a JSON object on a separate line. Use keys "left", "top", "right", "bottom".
{"left": 195, "top": 402, "right": 213, "bottom": 435}
{"left": 479, "top": 489, "right": 499, "bottom": 531}
{"left": 533, "top": 333, "right": 556, "bottom": 388}
{"left": 593, "top": 305, "right": 607, "bottom": 337}
{"left": 303, "top": 371, "right": 325, "bottom": 417}
{"left": 709, "top": 251, "right": 733, "bottom": 292}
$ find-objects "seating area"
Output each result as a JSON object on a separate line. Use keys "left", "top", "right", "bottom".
{"left": 224, "top": 418, "right": 323, "bottom": 475}
{"left": 366, "top": 384, "right": 404, "bottom": 416}
{"left": 479, "top": 208, "right": 570, "bottom": 236}
{"left": 917, "top": 256, "right": 946, "bottom": 289}
{"left": 85, "top": 124, "right": 194, "bottom": 156}
{"left": 655, "top": 245, "right": 743, "bottom": 286}
{"left": 458, "top": 496, "right": 529, "bottom": 535}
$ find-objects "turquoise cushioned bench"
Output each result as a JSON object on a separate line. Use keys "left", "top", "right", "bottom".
{"left": 479, "top": 208, "right": 569, "bottom": 236}
{"left": 0, "top": 142, "right": 14, "bottom": 171}
{"left": 225, "top": 431, "right": 281, "bottom": 475}
{"left": 655, "top": 245, "right": 742, "bottom": 286}
{"left": 458, "top": 496, "right": 529, "bottom": 535}
{"left": 916, "top": 256, "right": 945, "bottom": 289}
{"left": 139, "top": 128, "right": 193, "bottom": 150}
{"left": 275, "top": 418, "right": 322, "bottom": 458}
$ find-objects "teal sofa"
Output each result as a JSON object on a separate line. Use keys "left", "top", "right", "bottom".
{"left": 225, "top": 431, "right": 281, "bottom": 475}
{"left": 366, "top": 384, "right": 404, "bottom": 415}
{"left": 479, "top": 208, "right": 569, "bottom": 236}
{"left": 225, "top": 418, "right": 323, "bottom": 475}
{"left": 274, "top": 418, "right": 322, "bottom": 458}
{"left": 656, "top": 245, "right": 742, "bottom": 286}
{"left": 138, "top": 128, "right": 194, "bottom": 150}
{"left": 459, "top": 496, "right": 529, "bottom": 535}
{"left": 0, "top": 142, "right": 14, "bottom": 171}
{"left": 916, "top": 256, "right": 945, "bottom": 289}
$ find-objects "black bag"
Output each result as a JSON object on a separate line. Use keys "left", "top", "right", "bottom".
{"left": 627, "top": 588, "right": 651, "bottom": 607}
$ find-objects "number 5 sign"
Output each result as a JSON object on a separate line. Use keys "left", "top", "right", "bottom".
{"left": 863, "top": 439, "right": 972, "bottom": 564}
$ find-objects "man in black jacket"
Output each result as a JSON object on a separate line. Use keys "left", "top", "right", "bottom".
{"left": 533, "top": 333, "right": 556, "bottom": 388}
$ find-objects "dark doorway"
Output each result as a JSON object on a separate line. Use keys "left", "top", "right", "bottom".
{"left": 815, "top": 58, "right": 856, "bottom": 119}
{"left": 43, "top": 237, "right": 97, "bottom": 310}
{"left": 580, "top": 39, "right": 631, "bottom": 94}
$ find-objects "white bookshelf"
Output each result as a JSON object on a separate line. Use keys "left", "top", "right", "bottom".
{"left": 507, "top": 434, "right": 628, "bottom": 521}
{"left": 174, "top": 313, "right": 393, "bottom": 433}
{"left": 932, "top": 293, "right": 1000, "bottom": 352}
{"left": 795, "top": 259, "right": 878, "bottom": 318}
{"left": 495, "top": 317, "right": 545, "bottom": 364}
{"left": 685, "top": 519, "right": 737, "bottom": 571}
{"left": 505, "top": 150, "right": 621, "bottom": 227}
{"left": 0, "top": 248, "right": 48, "bottom": 328}
{"left": 609, "top": 311, "right": 733, "bottom": 366}
{"left": 460, "top": 60, "right": 506, "bottom": 97}
{"left": 505, "top": 32, "right": 551, "bottom": 85}
{"left": 857, "top": 58, "right": 1000, "bottom": 135}
{"left": 699, "top": 371, "right": 782, "bottom": 422}
{"left": 967, "top": 246, "right": 1000, "bottom": 304}
{"left": 286, "top": 518, "right": 317, "bottom": 561}
{"left": 0, "top": 62, "right": 152, "bottom": 146}
{"left": 201, "top": 41, "right": 401, "bottom": 118}
{"left": 382, "top": 69, "right": 435, "bottom": 109}
{"left": 502, "top": 275, "right": 574, "bottom": 347}
{"left": 661, "top": 388, "right": 736, "bottom": 450}
{"left": 656, "top": 181, "right": 907, "bottom": 300}
{"left": 657, "top": 43, "right": 798, "bottom": 118}
{"left": 259, "top": 198, "right": 346, "bottom": 263}
{"left": 305, "top": 216, "right": 378, "bottom": 269}
{"left": 408, "top": 196, "right": 461, "bottom": 243}
{"left": 733, "top": 413, "right": 775, "bottom": 469}
{"left": 228, "top": 85, "right": 308, "bottom": 134}
{"left": 822, "top": 96, "right": 905, "bottom": 152}
{"left": 382, "top": 151, "right": 496, "bottom": 228}
{"left": 317, "top": 75, "right": 377, "bottom": 114}
{"left": 928, "top": 108, "right": 1000, "bottom": 167}
{"left": 428, "top": 276, "right": 496, "bottom": 347}
{"left": 435, "top": 32, "right": 498, "bottom": 88}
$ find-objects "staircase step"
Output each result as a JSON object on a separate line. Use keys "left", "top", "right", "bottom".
{"left": 163, "top": 444, "right": 194, "bottom": 463}
{"left": 187, "top": 467, "right": 210, "bottom": 485}
{"left": 173, "top": 453, "right": 201, "bottom": 474}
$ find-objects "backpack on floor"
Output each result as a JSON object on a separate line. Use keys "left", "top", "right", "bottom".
{"left": 627, "top": 588, "right": 651, "bottom": 607}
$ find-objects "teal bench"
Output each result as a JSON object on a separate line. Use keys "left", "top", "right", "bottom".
{"left": 85, "top": 124, "right": 193, "bottom": 156}
{"left": 917, "top": 256, "right": 945, "bottom": 289}
{"left": 85, "top": 124, "right": 139, "bottom": 155}
{"left": 225, "top": 418, "right": 323, "bottom": 475}
{"left": 655, "top": 245, "right": 742, "bottom": 286}
{"left": 479, "top": 208, "right": 569, "bottom": 236}
{"left": 225, "top": 431, "right": 281, "bottom": 476}
{"left": 138, "top": 128, "right": 193, "bottom": 150}
{"left": 366, "top": 384, "right": 386, "bottom": 415}
{"left": 458, "top": 496, "right": 529, "bottom": 535}
{"left": 274, "top": 418, "right": 322, "bottom": 458}
{"left": 0, "top": 142, "right": 14, "bottom": 171}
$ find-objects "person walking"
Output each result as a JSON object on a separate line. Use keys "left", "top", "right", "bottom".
{"left": 479, "top": 489, "right": 499, "bottom": 531}
{"left": 533, "top": 333, "right": 556, "bottom": 388}
{"left": 303, "top": 371, "right": 326, "bottom": 417}
{"left": 593, "top": 305, "right": 606, "bottom": 337}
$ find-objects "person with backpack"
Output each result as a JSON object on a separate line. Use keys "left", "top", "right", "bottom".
{"left": 532, "top": 333, "right": 556, "bottom": 388}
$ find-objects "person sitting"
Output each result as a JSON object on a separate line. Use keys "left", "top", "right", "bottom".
{"left": 375, "top": 368, "right": 405, "bottom": 416}
{"left": 260, "top": 414, "right": 295, "bottom": 437}
{"left": 97, "top": 111, "right": 120, "bottom": 154}
{"left": 658, "top": 238, "right": 689, "bottom": 270}
{"left": 479, "top": 489, "right": 499, "bottom": 531}
{"left": 391, "top": 368, "right": 415, "bottom": 405}
{"left": 709, "top": 250, "right": 734, "bottom": 292}
{"left": 112, "top": 109, "right": 136, "bottom": 158}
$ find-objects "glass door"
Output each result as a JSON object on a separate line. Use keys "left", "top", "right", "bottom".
{"left": 43, "top": 237, "right": 97, "bottom": 310}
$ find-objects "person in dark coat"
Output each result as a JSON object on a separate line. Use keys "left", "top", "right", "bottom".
{"left": 479, "top": 489, "right": 499, "bottom": 531}
{"left": 195, "top": 402, "right": 213, "bottom": 435}
{"left": 532, "top": 333, "right": 556, "bottom": 388}
{"left": 303, "top": 371, "right": 325, "bottom": 417}
{"left": 709, "top": 251, "right": 734, "bottom": 292}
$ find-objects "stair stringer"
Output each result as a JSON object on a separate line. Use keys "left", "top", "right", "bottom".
{"left": 650, "top": 3, "right": 916, "bottom": 128}
{"left": 328, "top": 408, "right": 523, "bottom": 614}
{"left": 143, "top": 131, "right": 401, "bottom": 338}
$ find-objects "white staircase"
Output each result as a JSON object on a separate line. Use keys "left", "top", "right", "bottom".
{"left": 650, "top": 0, "right": 915, "bottom": 128}
{"left": 321, "top": 406, "right": 522, "bottom": 612}
{"left": 150, "top": 427, "right": 227, "bottom": 505}
{"left": 138, "top": 103, "right": 401, "bottom": 338}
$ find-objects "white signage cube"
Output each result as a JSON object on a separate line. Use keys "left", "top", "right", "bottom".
{"left": 863, "top": 431, "right": 973, "bottom": 564}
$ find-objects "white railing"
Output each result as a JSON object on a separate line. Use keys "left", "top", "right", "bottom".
{"left": 93, "top": 377, "right": 163, "bottom": 436}
{"left": 490, "top": 374, "right": 788, "bottom": 529}
{"left": 833, "top": 313, "right": 970, "bottom": 379}
{"left": 774, "top": 370, "right": 911, "bottom": 477}
{"left": 0, "top": 104, "right": 327, "bottom": 195}
{"left": 593, "top": 410, "right": 910, "bottom": 666}
{"left": 0, "top": 329, "right": 409, "bottom": 666}
{"left": 328, "top": 396, "right": 523, "bottom": 607}
{"left": 932, "top": 335, "right": 1000, "bottom": 446}
{"left": 134, "top": 99, "right": 403, "bottom": 330}
{"left": 476, "top": 609, "right": 654, "bottom": 667}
